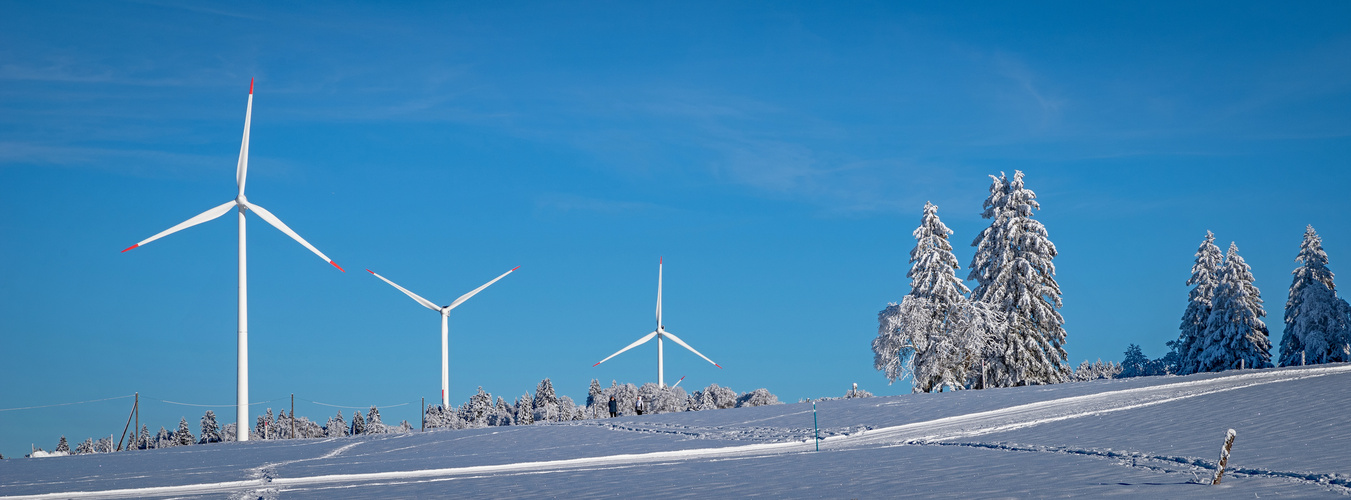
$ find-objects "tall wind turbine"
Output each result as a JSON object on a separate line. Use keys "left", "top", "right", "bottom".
{"left": 122, "top": 80, "right": 343, "bottom": 441}
{"left": 367, "top": 267, "right": 519, "bottom": 409}
{"left": 593, "top": 258, "right": 721, "bottom": 387}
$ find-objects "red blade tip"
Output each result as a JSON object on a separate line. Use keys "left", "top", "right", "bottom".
{"left": 249, "top": 78, "right": 254, "bottom": 94}
{"left": 511, "top": 266, "right": 521, "bottom": 272}
{"left": 715, "top": 364, "right": 723, "bottom": 369}
{"left": 121, "top": 244, "right": 139, "bottom": 253}
{"left": 592, "top": 362, "right": 602, "bottom": 367}
{"left": 366, "top": 269, "right": 375, "bottom": 274}
{"left": 330, "top": 261, "right": 345, "bottom": 272}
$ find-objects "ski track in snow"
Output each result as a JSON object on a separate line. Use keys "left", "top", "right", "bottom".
{"left": 5, "top": 364, "right": 1350, "bottom": 499}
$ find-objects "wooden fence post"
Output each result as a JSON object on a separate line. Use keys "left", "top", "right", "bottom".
{"left": 1211, "top": 429, "right": 1237, "bottom": 485}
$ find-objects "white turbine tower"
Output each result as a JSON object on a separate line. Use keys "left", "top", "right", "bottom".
{"left": 122, "top": 80, "right": 343, "bottom": 441}
{"left": 593, "top": 258, "right": 721, "bottom": 387}
{"left": 367, "top": 267, "right": 519, "bottom": 409}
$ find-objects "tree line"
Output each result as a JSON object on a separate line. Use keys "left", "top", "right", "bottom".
{"left": 26, "top": 378, "right": 779, "bottom": 457}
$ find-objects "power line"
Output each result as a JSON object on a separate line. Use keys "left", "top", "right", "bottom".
{"left": 0, "top": 394, "right": 135, "bottom": 412}
{"left": 298, "top": 398, "right": 413, "bottom": 410}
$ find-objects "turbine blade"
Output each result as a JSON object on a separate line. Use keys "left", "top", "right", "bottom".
{"left": 662, "top": 330, "right": 721, "bottom": 368}
{"left": 122, "top": 200, "right": 236, "bottom": 252}
{"left": 367, "top": 269, "right": 441, "bottom": 312}
{"left": 446, "top": 266, "right": 520, "bottom": 311}
{"left": 656, "top": 257, "right": 663, "bottom": 327}
{"left": 237, "top": 79, "right": 253, "bottom": 197}
{"left": 244, "top": 201, "right": 343, "bottom": 271}
{"left": 593, "top": 331, "right": 658, "bottom": 367}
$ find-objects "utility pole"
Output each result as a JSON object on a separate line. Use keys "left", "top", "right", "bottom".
{"left": 421, "top": 397, "right": 425, "bottom": 432}
{"left": 291, "top": 394, "right": 296, "bottom": 439}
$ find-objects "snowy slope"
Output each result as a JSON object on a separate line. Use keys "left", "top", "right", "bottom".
{"left": 2, "top": 364, "right": 1349, "bottom": 498}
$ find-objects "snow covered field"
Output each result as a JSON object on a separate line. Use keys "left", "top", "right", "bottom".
{"left": 3, "top": 364, "right": 1349, "bottom": 498}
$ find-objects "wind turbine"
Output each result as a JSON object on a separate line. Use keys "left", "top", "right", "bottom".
{"left": 366, "top": 266, "right": 519, "bottom": 409}
{"left": 121, "top": 80, "right": 343, "bottom": 441}
{"left": 593, "top": 258, "right": 721, "bottom": 387}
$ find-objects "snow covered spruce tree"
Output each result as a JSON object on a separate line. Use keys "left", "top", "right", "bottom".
{"left": 1281, "top": 225, "right": 1351, "bottom": 366}
{"left": 1194, "top": 242, "right": 1273, "bottom": 372}
{"left": 873, "top": 201, "right": 1001, "bottom": 392}
{"left": 1175, "top": 231, "right": 1224, "bottom": 375}
{"left": 533, "top": 378, "right": 561, "bottom": 423}
{"left": 200, "top": 410, "right": 222, "bottom": 444}
{"left": 173, "top": 417, "right": 195, "bottom": 446}
{"left": 966, "top": 171, "right": 1067, "bottom": 386}
{"left": 55, "top": 436, "right": 69, "bottom": 454}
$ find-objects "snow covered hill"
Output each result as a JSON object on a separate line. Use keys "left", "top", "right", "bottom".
{"left": 3, "top": 364, "right": 1350, "bottom": 498}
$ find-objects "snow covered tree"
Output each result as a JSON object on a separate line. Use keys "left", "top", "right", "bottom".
{"left": 255, "top": 409, "right": 275, "bottom": 439}
{"left": 155, "top": 426, "right": 172, "bottom": 448}
{"left": 55, "top": 436, "right": 69, "bottom": 454}
{"left": 735, "top": 388, "right": 780, "bottom": 407}
{"left": 1176, "top": 231, "right": 1224, "bottom": 374}
{"left": 173, "top": 417, "right": 195, "bottom": 446}
{"left": 1195, "top": 242, "right": 1273, "bottom": 372}
{"left": 326, "top": 411, "right": 348, "bottom": 437}
{"left": 874, "top": 296, "right": 1002, "bottom": 392}
{"left": 460, "top": 388, "right": 493, "bottom": 428}
{"left": 489, "top": 397, "right": 513, "bottom": 426}
{"left": 514, "top": 394, "right": 534, "bottom": 425}
{"left": 199, "top": 410, "right": 222, "bottom": 444}
{"left": 364, "top": 406, "right": 386, "bottom": 434}
{"left": 558, "top": 395, "right": 580, "bottom": 421}
{"left": 689, "top": 383, "right": 737, "bottom": 411}
{"left": 910, "top": 201, "right": 970, "bottom": 304}
{"left": 586, "top": 379, "right": 604, "bottom": 419}
{"left": 967, "top": 171, "right": 1068, "bottom": 387}
{"left": 136, "top": 425, "right": 150, "bottom": 449}
{"left": 875, "top": 201, "right": 994, "bottom": 392}
{"left": 350, "top": 410, "right": 365, "bottom": 435}
{"left": 1281, "top": 225, "right": 1351, "bottom": 366}
{"left": 94, "top": 437, "right": 114, "bottom": 453}
{"left": 1070, "top": 360, "right": 1121, "bottom": 381}
{"left": 533, "top": 378, "right": 561, "bottom": 423}
{"left": 75, "top": 438, "right": 94, "bottom": 454}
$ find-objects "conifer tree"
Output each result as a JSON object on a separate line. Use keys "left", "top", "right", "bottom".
{"left": 1281, "top": 225, "right": 1351, "bottom": 365}
{"left": 1176, "top": 231, "right": 1224, "bottom": 374}
{"left": 1196, "top": 242, "right": 1273, "bottom": 371}
{"left": 174, "top": 417, "right": 195, "bottom": 446}
{"left": 534, "top": 378, "right": 560, "bottom": 422}
{"left": 75, "top": 438, "right": 94, "bottom": 454}
{"left": 200, "top": 410, "right": 222, "bottom": 444}
{"left": 967, "top": 171, "right": 1067, "bottom": 386}
{"left": 326, "top": 411, "right": 347, "bottom": 437}
{"left": 366, "top": 406, "right": 386, "bottom": 434}
{"left": 350, "top": 410, "right": 366, "bottom": 435}
{"left": 56, "top": 436, "right": 69, "bottom": 454}
{"left": 587, "top": 379, "right": 604, "bottom": 418}
{"left": 515, "top": 394, "right": 534, "bottom": 425}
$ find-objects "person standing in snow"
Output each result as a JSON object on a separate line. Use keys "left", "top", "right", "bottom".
{"left": 635, "top": 396, "right": 646, "bottom": 416}
{"left": 608, "top": 396, "right": 618, "bottom": 418}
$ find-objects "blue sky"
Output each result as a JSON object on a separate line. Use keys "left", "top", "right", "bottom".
{"left": 2, "top": 1, "right": 1350, "bottom": 457}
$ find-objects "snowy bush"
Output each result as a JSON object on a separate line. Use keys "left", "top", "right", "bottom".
{"left": 735, "top": 388, "right": 780, "bottom": 407}
{"left": 689, "top": 383, "right": 737, "bottom": 411}
{"left": 843, "top": 386, "right": 873, "bottom": 399}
